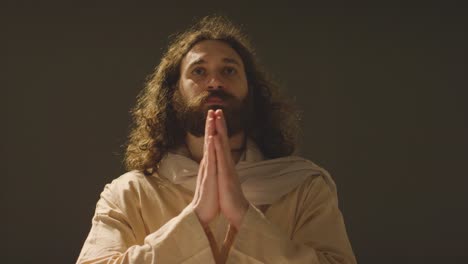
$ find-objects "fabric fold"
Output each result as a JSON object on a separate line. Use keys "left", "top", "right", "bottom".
{"left": 157, "top": 138, "right": 337, "bottom": 206}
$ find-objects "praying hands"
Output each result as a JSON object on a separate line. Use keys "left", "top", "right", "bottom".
{"left": 190, "top": 109, "right": 249, "bottom": 230}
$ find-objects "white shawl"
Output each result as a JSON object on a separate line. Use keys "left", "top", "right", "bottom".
{"left": 156, "top": 139, "right": 337, "bottom": 206}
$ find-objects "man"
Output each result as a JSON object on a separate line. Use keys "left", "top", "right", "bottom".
{"left": 77, "top": 16, "right": 357, "bottom": 264}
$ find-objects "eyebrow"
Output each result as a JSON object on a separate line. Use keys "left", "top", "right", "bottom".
{"left": 187, "top": 57, "right": 241, "bottom": 69}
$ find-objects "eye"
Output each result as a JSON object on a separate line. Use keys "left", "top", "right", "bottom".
{"left": 192, "top": 67, "right": 205, "bottom": 76}
{"left": 223, "top": 66, "right": 237, "bottom": 75}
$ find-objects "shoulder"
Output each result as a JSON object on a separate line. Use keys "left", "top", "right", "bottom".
{"left": 101, "top": 170, "right": 175, "bottom": 199}
{"left": 105, "top": 170, "right": 147, "bottom": 191}
{"left": 98, "top": 170, "right": 159, "bottom": 205}
{"left": 287, "top": 156, "right": 337, "bottom": 190}
{"left": 96, "top": 170, "right": 171, "bottom": 213}
{"left": 290, "top": 157, "right": 339, "bottom": 206}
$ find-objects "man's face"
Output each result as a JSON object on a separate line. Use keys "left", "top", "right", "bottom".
{"left": 173, "top": 40, "right": 252, "bottom": 137}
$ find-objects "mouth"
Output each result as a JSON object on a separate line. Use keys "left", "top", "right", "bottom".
{"left": 205, "top": 96, "right": 225, "bottom": 104}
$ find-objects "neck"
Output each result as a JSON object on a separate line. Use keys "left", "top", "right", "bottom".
{"left": 185, "top": 131, "right": 246, "bottom": 164}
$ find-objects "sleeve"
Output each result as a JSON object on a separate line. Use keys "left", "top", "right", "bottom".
{"left": 226, "top": 176, "right": 357, "bottom": 264}
{"left": 76, "top": 184, "right": 216, "bottom": 264}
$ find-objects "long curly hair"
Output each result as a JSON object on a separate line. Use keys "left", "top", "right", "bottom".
{"left": 125, "top": 15, "right": 301, "bottom": 176}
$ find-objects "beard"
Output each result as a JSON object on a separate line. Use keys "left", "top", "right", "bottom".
{"left": 172, "top": 88, "right": 254, "bottom": 137}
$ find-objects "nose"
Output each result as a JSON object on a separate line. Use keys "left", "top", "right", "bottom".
{"left": 207, "top": 73, "right": 224, "bottom": 90}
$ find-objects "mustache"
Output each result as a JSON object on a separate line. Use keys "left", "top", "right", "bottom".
{"left": 172, "top": 87, "right": 254, "bottom": 137}
{"left": 192, "top": 90, "right": 237, "bottom": 105}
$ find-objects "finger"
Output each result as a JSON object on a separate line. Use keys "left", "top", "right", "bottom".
{"left": 206, "top": 135, "right": 217, "bottom": 181}
{"left": 214, "top": 109, "right": 234, "bottom": 166}
{"left": 204, "top": 110, "right": 215, "bottom": 152}
{"left": 194, "top": 156, "right": 206, "bottom": 202}
{"left": 213, "top": 134, "right": 230, "bottom": 180}
{"left": 203, "top": 110, "right": 210, "bottom": 151}
{"left": 203, "top": 135, "right": 218, "bottom": 202}
{"left": 214, "top": 109, "right": 227, "bottom": 138}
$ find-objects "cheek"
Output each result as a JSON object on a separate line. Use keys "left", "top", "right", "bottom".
{"left": 179, "top": 79, "right": 199, "bottom": 98}
{"left": 237, "top": 79, "right": 249, "bottom": 99}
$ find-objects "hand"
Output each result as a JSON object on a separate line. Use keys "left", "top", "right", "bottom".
{"left": 213, "top": 109, "right": 249, "bottom": 230}
{"left": 191, "top": 109, "right": 249, "bottom": 230}
{"left": 191, "top": 110, "right": 219, "bottom": 227}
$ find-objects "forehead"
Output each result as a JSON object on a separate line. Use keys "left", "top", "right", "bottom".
{"left": 181, "top": 40, "right": 244, "bottom": 68}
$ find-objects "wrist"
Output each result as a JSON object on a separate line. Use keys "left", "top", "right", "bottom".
{"left": 193, "top": 203, "right": 212, "bottom": 228}
{"left": 232, "top": 202, "right": 249, "bottom": 229}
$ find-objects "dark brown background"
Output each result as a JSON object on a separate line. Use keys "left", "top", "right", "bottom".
{"left": 4, "top": 3, "right": 468, "bottom": 264}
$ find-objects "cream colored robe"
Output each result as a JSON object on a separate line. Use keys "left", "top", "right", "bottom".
{"left": 77, "top": 143, "right": 357, "bottom": 263}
